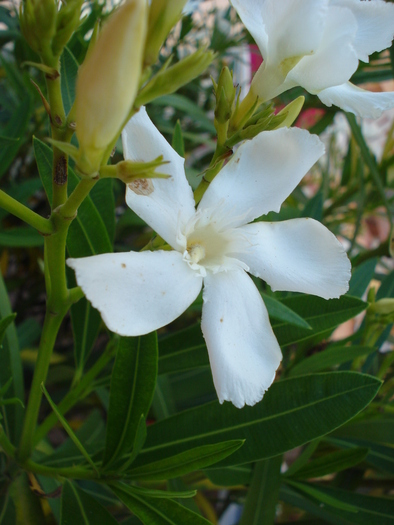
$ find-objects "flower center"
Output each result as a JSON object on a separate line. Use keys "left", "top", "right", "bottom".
{"left": 177, "top": 205, "right": 250, "bottom": 277}
{"left": 187, "top": 243, "right": 206, "bottom": 264}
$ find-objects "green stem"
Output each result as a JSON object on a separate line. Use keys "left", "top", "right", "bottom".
{"left": 22, "top": 460, "right": 100, "bottom": 481}
{"left": 17, "top": 310, "right": 66, "bottom": 462}
{"left": 0, "top": 190, "right": 54, "bottom": 234}
{"left": 59, "top": 178, "right": 98, "bottom": 219}
{"left": 44, "top": 56, "right": 69, "bottom": 209}
{"left": 33, "top": 341, "right": 116, "bottom": 446}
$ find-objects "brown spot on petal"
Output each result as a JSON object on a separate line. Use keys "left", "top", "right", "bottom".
{"left": 128, "top": 178, "right": 154, "bottom": 196}
{"left": 121, "top": 263, "right": 126, "bottom": 268}
{"left": 220, "top": 318, "right": 223, "bottom": 323}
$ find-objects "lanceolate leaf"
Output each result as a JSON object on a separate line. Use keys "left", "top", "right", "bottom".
{"left": 239, "top": 457, "right": 282, "bottom": 525}
{"left": 111, "top": 483, "right": 212, "bottom": 525}
{"left": 327, "top": 436, "right": 394, "bottom": 475}
{"left": 334, "top": 416, "right": 394, "bottom": 444}
{"left": 286, "top": 447, "right": 369, "bottom": 480}
{"left": 0, "top": 274, "right": 24, "bottom": 443}
{"left": 271, "top": 295, "right": 367, "bottom": 347}
{"left": 103, "top": 334, "right": 158, "bottom": 468}
{"left": 131, "top": 372, "right": 380, "bottom": 468}
{"left": 126, "top": 440, "right": 244, "bottom": 480}
{"left": 289, "top": 345, "right": 375, "bottom": 377}
{"left": 262, "top": 293, "right": 312, "bottom": 329}
{"left": 60, "top": 47, "right": 79, "bottom": 116}
{"left": 60, "top": 480, "right": 118, "bottom": 525}
{"left": 283, "top": 482, "right": 394, "bottom": 524}
{"left": 158, "top": 324, "right": 207, "bottom": 375}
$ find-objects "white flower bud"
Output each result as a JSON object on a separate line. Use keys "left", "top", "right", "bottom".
{"left": 75, "top": 0, "right": 148, "bottom": 175}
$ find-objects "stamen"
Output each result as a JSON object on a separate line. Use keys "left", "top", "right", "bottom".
{"left": 188, "top": 243, "right": 206, "bottom": 264}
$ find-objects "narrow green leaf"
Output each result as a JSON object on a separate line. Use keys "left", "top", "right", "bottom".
{"left": 0, "top": 227, "right": 44, "bottom": 247}
{"left": 132, "top": 372, "right": 381, "bottom": 468}
{"left": 103, "top": 334, "right": 158, "bottom": 468}
{"left": 0, "top": 492, "right": 16, "bottom": 525}
{"left": 348, "top": 258, "right": 378, "bottom": 298}
{"left": 239, "top": 456, "right": 282, "bottom": 525}
{"left": 262, "top": 293, "right": 312, "bottom": 329}
{"left": 121, "top": 414, "right": 148, "bottom": 472}
{"left": 158, "top": 324, "right": 207, "bottom": 375}
{"left": 289, "top": 345, "right": 375, "bottom": 377}
{"left": 39, "top": 410, "right": 105, "bottom": 467}
{"left": 60, "top": 480, "right": 118, "bottom": 525}
{"left": 41, "top": 384, "right": 99, "bottom": 474}
{"left": 334, "top": 416, "right": 394, "bottom": 444}
{"left": 127, "top": 440, "right": 243, "bottom": 481}
{"left": 286, "top": 481, "right": 358, "bottom": 513}
{"left": 280, "top": 485, "right": 351, "bottom": 525}
{"left": 283, "top": 439, "right": 321, "bottom": 478}
{"left": 0, "top": 314, "right": 16, "bottom": 345}
{"left": 0, "top": 98, "right": 31, "bottom": 179}
{"left": 129, "top": 486, "right": 196, "bottom": 499}
{"left": 327, "top": 436, "right": 394, "bottom": 474}
{"left": 286, "top": 483, "right": 394, "bottom": 524}
{"left": 0, "top": 274, "right": 24, "bottom": 443}
{"left": 346, "top": 113, "right": 391, "bottom": 221}
{"left": 272, "top": 295, "right": 367, "bottom": 347}
{"left": 204, "top": 465, "right": 252, "bottom": 486}
{"left": 60, "top": 47, "right": 79, "bottom": 116}
{"left": 172, "top": 120, "right": 185, "bottom": 157}
{"left": 111, "top": 483, "right": 212, "bottom": 525}
{"left": 287, "top": 448, "right": 369, "bottom": 480}
{"left": 152, "top": 94, "right": 216, "bottom": 133}
{"left": 301, "top": 191, "right": 323, "bottom": 222}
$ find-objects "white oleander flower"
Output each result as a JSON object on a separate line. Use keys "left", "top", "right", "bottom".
{"left": 68, "top": 108, "right": 351, "bottom": 408}
{"left": 231, "top": 0, "right": 394, "bottom": 118}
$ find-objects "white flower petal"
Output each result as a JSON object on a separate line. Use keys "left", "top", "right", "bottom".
{"left": 329, "top": 0, "right": 394, "bottom": 62}
{"left": 318, "top": 82, "right": 394, "bottom": 118}
{"left": 201, "top": 270, "right": 282, "bottom": 408}
{"left": 67, "top": 251, "right": 202, "bottom": 336}
{"left": 198, "top": 128, "right": 324, "bottom": 227}
{"left": 122, "top": 107, "right": 195, "bottom": 248}
{"left": 230, "top": 0, "right": 269, "bottom": 58}
{"left": 236, "top": 219, "right": 351, "bottom": 299}
{"left": 261, "top": 0, "right": 329, "bottom": 67}
{"left": 288, "top": 6, "right": 358, "bottom": 93}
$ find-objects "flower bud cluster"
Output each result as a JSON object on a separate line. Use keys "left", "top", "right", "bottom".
{"left": 20, "top": 0, "right": 83, "bottom": 61}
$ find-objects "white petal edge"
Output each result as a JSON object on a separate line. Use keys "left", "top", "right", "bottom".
{"left": 235, "top": 218, "right": 351, "bottom": 299}
{"left": 260, "top": 0, "right": 329, "bottom": 67}
{"left": 122, "top": 107, "right": 196, "bottom": 248}
{"left": 230, "top": 0, "right": 269, "bottom": 58}
{"left": 198, "top": 127, "right": 325, "bottom": 227}
{"left": 67, "top": 251, "right": 203, "bottom": 336}
{"left": 201, "top": 270, "right": 282, "bottom": 409}
{"left": 318, "top": 82, "right": 394, "bottom": 118}
{"left": 329, "top": 0, "right": 394, "bottom": 62}
{"left": 288, "top": 6, "right": 358, "bottom": 93}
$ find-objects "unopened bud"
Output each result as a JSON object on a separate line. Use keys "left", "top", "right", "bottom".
{"left": 75, "top": 0, "right": 148, "bottom": 176}
{"left": 214, "top": 67, "right": 236, "bottom": 124}
{"left": 20, "top": 0, "right": 57, "bottom": 57}
{"left": 52, "top": 0, "right": 84, "bottom": 56}
{"left": 369, "top": 298, "right": 394, "bottom": 317}
{"left": 136, "top": 48, "right": 215, "bottom": 107}
{"left": 144, "top": 0, "right": 188, "bottom": 66}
